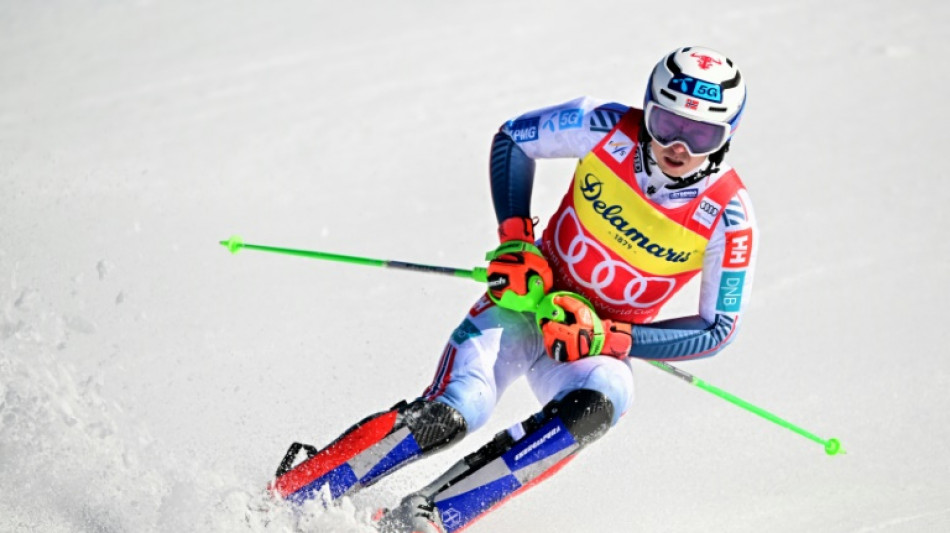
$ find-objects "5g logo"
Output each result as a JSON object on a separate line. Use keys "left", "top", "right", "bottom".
{"left": 693, "top": 81, "right": 721, "bottom": 102}
{"left": 668, "top": 76, "right": 724, "bottom": 103}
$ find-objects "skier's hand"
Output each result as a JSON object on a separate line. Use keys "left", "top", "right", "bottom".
{"left": 485, "top": 217, "right": 553, "bottom": 312}
{"left": 600, "top": 320, "right": 633, "bottom": 359}
{"left": 538, "top": 293, "right": 633, "bottom": 362}
{"left": 539, "top": 294, "right": 601, "bottom": 362}
{"left": 496, "top": 216, "right": 535, "bottom": 244}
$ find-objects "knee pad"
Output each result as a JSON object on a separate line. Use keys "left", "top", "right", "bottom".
{"left": 539, "top": 388, "right": 615, "bottom": 446}
{"left": 401, "top": 398, "right": 468, "bottom": 453}
{"left": 569, "top": 362, "right": 632, "bottom": 426}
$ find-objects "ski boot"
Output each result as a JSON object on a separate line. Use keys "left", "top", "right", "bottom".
{"left": 376, "top": 389, "right": 613, "bottom": 532}
{"left": 375, "top": 493, "right": 445, "bottom": 533}
{"left": 270, "top": 399, "right": 467, "bottom": 505}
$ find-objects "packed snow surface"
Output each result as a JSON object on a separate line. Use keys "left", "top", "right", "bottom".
{"left": 2, "top": 1, "right": 948, "bottom": 531}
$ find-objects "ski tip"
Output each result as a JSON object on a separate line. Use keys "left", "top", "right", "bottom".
{"left": 824, "top": 438, "right": 844, "bottom": 456}
{"left": 221, "top": 235, "right": 244, "bottom": 254}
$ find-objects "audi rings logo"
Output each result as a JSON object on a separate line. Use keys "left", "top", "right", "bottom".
{"left": 699, "top": 200, "right": 720, "bottom": 216}
{"left": 554, "top": 208, "right": 676, "bottom": 308}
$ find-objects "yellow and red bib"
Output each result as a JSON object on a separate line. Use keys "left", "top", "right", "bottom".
{"left": 540, "top": 108, "right": 743, "bottom": 323}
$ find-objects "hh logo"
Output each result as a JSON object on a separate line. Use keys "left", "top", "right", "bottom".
{"left": 723, "top": 228, "right": 753, "bottom": 268}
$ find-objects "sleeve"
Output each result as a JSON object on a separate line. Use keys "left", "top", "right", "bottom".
{"left": 490, "top": 96, "right": 630, "bottom": 223}
{"left": 628, "top": 188, "right": 758, "bottom": 360}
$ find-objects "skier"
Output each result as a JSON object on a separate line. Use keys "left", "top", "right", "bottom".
{"left": 269, "top": 46, "right": 757, "bottom": 532}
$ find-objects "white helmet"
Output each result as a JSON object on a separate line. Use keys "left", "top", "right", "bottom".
{"left": 644, "top": 46, "right": 747, "bottom": 151}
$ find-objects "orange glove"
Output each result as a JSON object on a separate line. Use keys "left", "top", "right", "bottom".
{"left": 538, "top": 293, "right": 633, "bottom": 362}
{"left": 600, "top": 320, "right": 633, "bottom": 359}
{"left": 485, "top": 217, "right": 553, "bottom": 312}
{"left": 539, "top": 294, "right": 600, "bottom": 362}
{"left": 496, "top": 216, "right": 535, "bottom": 244}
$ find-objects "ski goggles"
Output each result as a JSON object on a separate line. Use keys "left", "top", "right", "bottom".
{"left": 644, "top": 101, "right": 730, "bottom": 156}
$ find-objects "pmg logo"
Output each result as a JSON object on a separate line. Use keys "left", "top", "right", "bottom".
{"left": 691, "top": 52, "right": 722, "bottom": 70}
{"left": 507, "top": 116, "right": 539, "bottom": 143}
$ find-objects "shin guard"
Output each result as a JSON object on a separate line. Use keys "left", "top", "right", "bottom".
{"left": 380, "top": 389, "right": 614, "bottom": 532}
{"left": 270, "top": 399, "right": 466, "bottom": 504}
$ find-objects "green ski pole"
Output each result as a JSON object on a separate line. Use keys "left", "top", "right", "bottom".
{"left": 647, "top": 360, "right": 844, "bottom": 456}
{"left": 221, "top": 234, "right": 842, "bottom": 456}
{"left": 219, "top": 235, "right": 488, "bottom": 282}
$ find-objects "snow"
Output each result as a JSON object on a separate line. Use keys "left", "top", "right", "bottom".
{"left": 2, "top": 0, "right": 949, "bottom": 531}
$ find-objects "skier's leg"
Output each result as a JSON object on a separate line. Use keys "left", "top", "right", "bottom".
{"left": 422, "top": 295, "right": 543, "bottom": 432}
{"left": 271, "top": 296, "right": 539, "bottom": 505}
{"left": 525, "top": 352, "right": 635, "bottom": 426}
{"left": 270, "top": 398, "right": 467, "bottom": 504}
{"left": 376, "top": 388, "right": 615, "bottom": 533}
